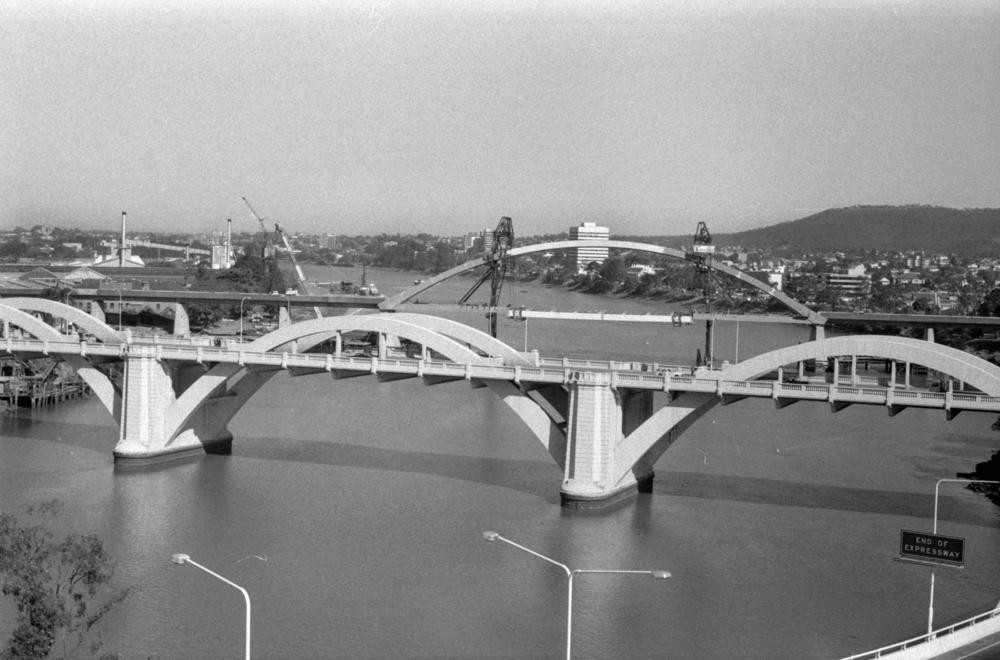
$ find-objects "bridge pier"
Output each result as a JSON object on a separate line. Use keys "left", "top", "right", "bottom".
{"left": 560, "top": 372, "right": 654, "bottom": 508}
{"left": 113, "top": 345, "right": 231, "bottom": 466}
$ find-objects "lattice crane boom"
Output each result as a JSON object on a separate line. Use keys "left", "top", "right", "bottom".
{"left": 458, "top": 216, "right": 514, "bottom": 337}
{"left": 241, "top": 196, "right": 321, "bottom": 319}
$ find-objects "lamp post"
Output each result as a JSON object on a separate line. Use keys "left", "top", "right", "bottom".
{"left": 239, "top": 296, "right": 250, "bottom": 340}
{"left": 171, "top": 553, "right": 252, "bottom": 660}
{"left": 482, "top": 531, "right": 670, "bottom": 660}
{"left": 734, "top": 319, "right": 740, "bottom": 364}
{"left": 926, "top": 478, "right": 1000, "bottom": 634}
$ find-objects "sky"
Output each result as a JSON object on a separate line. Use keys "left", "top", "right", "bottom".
{"left": 2, "top": 0, "right": 998, "bottom": 238}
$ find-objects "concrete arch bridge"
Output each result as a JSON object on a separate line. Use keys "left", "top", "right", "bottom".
{"left": 2, "top": 300, "right": 1000, "bottom": 506}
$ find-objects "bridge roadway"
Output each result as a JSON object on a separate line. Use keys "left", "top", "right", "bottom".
{"left": 7, "top": 334, "right": 1000, "bottom": 417}
{"left": 0, "top": 287, "right": 384, "bottom": 310}
{"left": 840, "top": 601, "right": 1000, "bottom": 660}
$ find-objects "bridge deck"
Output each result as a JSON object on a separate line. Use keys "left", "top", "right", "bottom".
{"left": 5, "top": 336, "right": 1000, "bottom": 415}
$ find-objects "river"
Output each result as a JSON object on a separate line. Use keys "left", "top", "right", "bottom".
{"left": 1, "top": 265, "right": 998, "bottom": 659}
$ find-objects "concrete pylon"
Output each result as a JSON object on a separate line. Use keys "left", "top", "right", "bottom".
{"left": 170, "top": 303, "right": 190, "bottom": 337}
{"left": 560, "top": 373, "right": 655, "bottom": 507}
{"left": 113, "top": 345, "right": 232, "bottom": 466}
{"left": 85, "top": 300, "right": 107, "bottom": 324}
{"left": 115, "top": 345, "right": 180, "bottom": 462}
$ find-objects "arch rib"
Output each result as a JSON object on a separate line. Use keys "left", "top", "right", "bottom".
{"left": 721, "top": 335, "right": 1000, "bottom": 397}
{"left": 0, "top": 303, "right": 118, "bottom": 416}
{"left": 243, "top": 314, "right": 489, "bottom": 363}
{"left": 380, "top": 240, "right": 823, "bottom": 323}
{"left": 1, "top": 297, "right": 122, "bottom": 344}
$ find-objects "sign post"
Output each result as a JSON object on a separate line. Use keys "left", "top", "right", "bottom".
{"left": 906, "top": 478, "right": 1000, "bottom": 635}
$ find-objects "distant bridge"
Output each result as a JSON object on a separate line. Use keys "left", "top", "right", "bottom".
{"left": 3, "top": 298, "right": 999, "bottom": 506}
{"left": 0, "top": 287, "right": 383, "bottom": 311}
{"left": 380, "top": 239, "right": 826, "bottom": 324}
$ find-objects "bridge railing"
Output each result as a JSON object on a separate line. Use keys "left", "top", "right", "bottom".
{"left": 838, "top": 602, "right": 1000, "bottom": 660}
{"left": 6, "top": 337, "right": 1000, "bottom": 413}
{"left": 536, "top": 356, "right": 696, "bottom": 375}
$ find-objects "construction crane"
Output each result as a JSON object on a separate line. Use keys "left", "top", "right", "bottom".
{"left": 240, "top": 196, "right": 276, "bottom": 259}
{"left": 458, "top": 216, "right": 514, "bottom": 337}
{"left": 686, "top": 221, "right": 715, "bottom": 272}
{"left": 241, "top": 197, "right": 321, "bottom": 319}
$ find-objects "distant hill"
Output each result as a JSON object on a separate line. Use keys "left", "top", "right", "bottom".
{"left": 708, "top": 206, "right": 1000, "bottom": 256}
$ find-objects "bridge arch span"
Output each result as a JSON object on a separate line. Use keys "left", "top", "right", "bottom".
{"left": 0, "top": 302, "right": 72, "bottom": 342}
{"left": 388, "top": 313, "right": 534, "bottom": 365}
{"left": 722, "top": 335, "right": 1000, "bottom": 397}
{"left": 0, "top": 302, "right": 118, "bottom": 415}
{"left": 244, "top": 314, "right": 498, "bottom": 363}
{"left": 164, "top": 314, "right": 557, "bottom": 462}
{"left": 380, "top": 240, "right": 824, "bottom": 324}
{"left": 1, "top": 297, "right": 122, "bottom": 345}
{"left": 610, "top": 335, "right": 1000, "bottom": 493}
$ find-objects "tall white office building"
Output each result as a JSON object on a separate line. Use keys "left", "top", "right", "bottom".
{"left": 569, "top": 222, "right": 610, "bottom": 271}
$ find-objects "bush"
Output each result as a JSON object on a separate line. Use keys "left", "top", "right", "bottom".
{"left": 0, "top": 501, "right": 131, "bottom": 659}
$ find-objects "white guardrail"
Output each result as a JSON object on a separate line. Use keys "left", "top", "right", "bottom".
{"left": 5, "top": 336, "right": 1000, "bottom": 413}
{"left": 839, "top": 602, "right": 1000, "bottom": 660}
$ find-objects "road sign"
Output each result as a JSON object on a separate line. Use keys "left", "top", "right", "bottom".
{"left": 899, "top": 530, "right": 965, "bottom": 567}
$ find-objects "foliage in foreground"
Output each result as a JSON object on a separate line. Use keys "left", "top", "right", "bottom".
{"left": 959, "top": 420, "right": 1000, "bottom": 507}
{"left": 0, "top": 501, "right": 131, "bottom": 659}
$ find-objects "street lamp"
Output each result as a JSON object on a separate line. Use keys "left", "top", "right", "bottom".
{"left": 482, "top": 531, "right": 670, "bottom": 660}
{"left": 239, "top": 296, "right": 251, "bottom": 340}
{"left": 171, "top": 553, "right": 252, "bottom": 660}
{"left": 926, "top": 478, "right": 1000, "bottom": 634}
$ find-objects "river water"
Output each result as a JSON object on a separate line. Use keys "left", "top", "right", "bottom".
{"left": 1, "top": 266, "right": 998, "bottom": 659}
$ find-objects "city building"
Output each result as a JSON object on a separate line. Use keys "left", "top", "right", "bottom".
{"left": 480, "top": 228, "right": 494, "bottom": 255}
{"left": 823, "top": 264, "right": 869, "bottom": 299}
{"left": 569, "top": 222, "right": 610, "bottom": 271}
{"left": 92, "top": 248, "right": 145, "bottom": 268}
{"left": 463, "top": 232, "right": 481, "bottom": 251}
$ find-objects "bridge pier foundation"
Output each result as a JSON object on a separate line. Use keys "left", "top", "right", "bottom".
{"left": 560, "top": 373, "right": 654, "bottom": 508}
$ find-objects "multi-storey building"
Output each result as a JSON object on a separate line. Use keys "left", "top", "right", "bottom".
{"left": 823, "top": 264, "right": 870, "bottom": 299}
{"left": 569, "top": 222, "right": 610, "bottom": 271}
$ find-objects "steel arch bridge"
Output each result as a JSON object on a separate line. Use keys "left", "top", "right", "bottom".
{"left": 380, "top": 239, "right": 825, "bottom": 324}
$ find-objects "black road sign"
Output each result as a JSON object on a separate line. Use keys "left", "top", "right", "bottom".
{"left": 899, "top": 530, "right": 965, "bottom": 567}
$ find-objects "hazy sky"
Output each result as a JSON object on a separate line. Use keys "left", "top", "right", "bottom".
{"left": 3, "top": 0, "right": 998, "bottom": 237}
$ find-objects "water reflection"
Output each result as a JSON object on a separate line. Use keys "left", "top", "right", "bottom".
{"left": 237, "top": 437, "right": 561, "bottom": 503}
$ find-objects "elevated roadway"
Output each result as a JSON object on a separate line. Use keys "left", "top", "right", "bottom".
{"left": 840, "top": 602, "right": 1000, "bottom": 659}
{"left": 0, "top": 287, "right": 384, "bottom": 310}
{"left": 824, "top": 311, "right": 1000, "bottom": 329}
